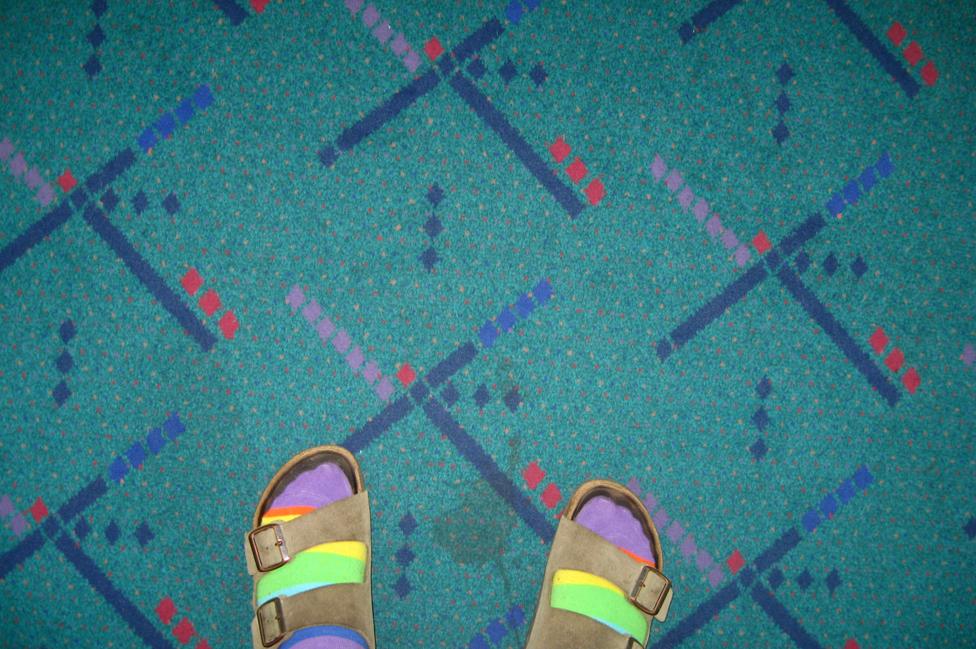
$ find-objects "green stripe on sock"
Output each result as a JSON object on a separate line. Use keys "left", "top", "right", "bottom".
{"left": 256, "top": 550, "right": 365, "bottom": 603}
{"left": 550, "top": 582, "right": 648, "bottom": 643}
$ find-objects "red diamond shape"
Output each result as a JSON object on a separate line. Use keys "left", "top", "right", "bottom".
{"left": 549, "top": 137, "right": 571, "bottom": 163}
{"left": 584, "top": 178, "right": 606, "bottom": 206}
{"left": 886, "top": 22, "right": 906, "bottom": 47}
{"left": 540, "top": 483, "right": 562, "bottom": 509}
{"left": 423, "top": 37, "right": 443, "bottom": 61}
{"left": 172, "top": 617, "right": 195, "bottom": 644}
{"left": 902, "top": 367, "right": 920, "bottom": 394}
{"left": 218, "top": 310, "right": 239, "bottom": 340}
{"left": 726, "top": 549, "right": 745, "bottom": 574}
{"left": 920, "top": 61, "right": 938, "bottom": 86}
{"left": 903, "top": 41, "right": 922, "bottom": 67}
{"left": 565, "top": 158, "right": 588, "bottom": 184}
{"left": 194, "top": 640, "right": 211, "bottom": 649}
{"left": 396, "top": 363, "right": 416, "bottom": 387}
{"left": 522, "top": 461, "right": 545, "bottom": 490}
{"left": 28, "top": 497, "right": 48, "bottom": 523}
{"left": 250, "top": 0, "right": 269, "bottom": 12}
{"left": 868, "top": 327, "right": 888, "bottom": 355}
{"left": 57, "top": 170, "right": 77, "bottom": 193}
{"left": 155, "top": 597, "right": 177, "bottom": 625}
{"left": 884, "top": 348, "right": 904, "bottom": 373}
{"left": 198, "top": 290, "right": 221, "bottom": 317}
{"left": 751, "top": 231, "right": 772, "bottom": 254}
{"left": 181, "top": 268, "right": 204, "bottom": 296}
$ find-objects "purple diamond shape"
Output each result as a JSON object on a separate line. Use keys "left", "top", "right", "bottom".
{"left": 696, "top": 549, "right": 714, "bottom": 572}
{"left": 376, "top": 377, "right": 394, "bottom": 401}
{"left": 302, "top": 299, "right": 323, "bottom": 324}
{"left": 705, "top": 215, "right": 723, "bottom": 238}
{"left": 316, "top": 317, "right": 336, "bottom": 343}
{"left": 285, "top": 285, "right": 305, "bottom": 311}
{"left": 680, "top": 535, "right": 697, "bottom": 559}
{"left": 24, "top": 166, "right": 42, "bottom": 190}
{"left": 734, "top": 245, "right": 752, "bottom": 267}
{"left": 36, "top": 184, "right": 54, "bottom": 207}
{"left": 0, "top": 495, "right": 12, "bottom": 517}
{"left": 361, "top": 4, "right": 379, "bottom": 26}
{"left": 10, "top": 513, "right": 27, "bottom": 536}
{"left": 962, "top": 344, "right": 975, "bottom": 367}
{"left": 708, "top": 567, "right": 724, "bottom": 587}
{"left": 692, "top": 198, "right": 709, "bottom": 223}
{"left": 666, "top": 520, "right": 685, "bottom": 543}
{"left": 373, "top": 21, "right": 393, "bottom": 44}
{"left": 403, "top": 50, "right": 420, "bottom": 73}
{"left": 332, "top": 329, "right": 351, "bottom": 353}
{"left": 664, "top": 170, "right": 683, "bottom": 193}
{"left": 362, "top": 361, "right": 380, "bottom": 384}
{"left": 0, "top": 137, "right": 13, "bottom": 161}
{"left": 9, "top": 152, "right": 26, "bottom": 177}
{"left": 721, "top": 229, "right": 739, "bottom": 250}
{"left": 390, "top": 33, "right": 409, "bottom": 57}
{"left": 678, "top": 186, "right": 694, "bottom": 210}
{"left": 650, "top": 154, "right": 667, "bottom": 181}
{"left": 346, "top": 346, "right": 364, "bottom": 371}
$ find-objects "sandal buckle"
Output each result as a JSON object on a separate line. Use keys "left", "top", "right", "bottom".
{"left": 249, "top": 523, "right": 291, "bottom": 572}
{"left": 629, "top": 564, "right": 671, "bottom": 617}
{"left": 256, "top": 597, "right": 286, "bottom": 647}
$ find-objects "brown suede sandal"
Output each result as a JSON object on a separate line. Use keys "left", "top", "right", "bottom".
{"left": 244, "top": 445, "right": 375, "bottom": 648}
{"left": 523, "top": 479, "right": 672, "bottom": 649}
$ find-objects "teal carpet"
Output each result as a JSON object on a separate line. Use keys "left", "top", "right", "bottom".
{"left": 1, "top": 0, "right": 974, "bottom": 647}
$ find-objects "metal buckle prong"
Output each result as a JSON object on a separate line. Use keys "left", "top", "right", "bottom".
{"left": 249, "top": 523, "right": 291, "bottom": 572}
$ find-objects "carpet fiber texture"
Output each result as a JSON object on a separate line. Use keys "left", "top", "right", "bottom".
{"left": 0, "top": 0, "right": 974, "bottom": 647}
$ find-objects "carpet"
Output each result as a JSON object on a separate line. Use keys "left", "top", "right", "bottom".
{"left": 1, "top": 0, "right": 974, "bottom": 647}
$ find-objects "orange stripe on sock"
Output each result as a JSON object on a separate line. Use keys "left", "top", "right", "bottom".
{"left": 619, "top": 546, "right": 656, "bottom": 568}
{"left": 262, "top": 506, "right": 315, "bottom": 519}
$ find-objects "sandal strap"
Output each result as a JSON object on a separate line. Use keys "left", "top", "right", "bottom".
{"left": 551, "top": 517, "right": 672, "bottom": 621}
{"left": 245, "top": 491, "right": 370, "bottom": 574}
{"left": 251, "top": 583, "right": 373, "bottom": 648}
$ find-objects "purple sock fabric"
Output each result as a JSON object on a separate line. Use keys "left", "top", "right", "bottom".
{"left": 575, "top": 495, "right": 655, "bottom": 564}
{"left": 264, "top": 461, "right": 361, "bottom": 649}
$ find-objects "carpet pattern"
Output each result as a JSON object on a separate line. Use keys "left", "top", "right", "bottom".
{"left": 1, "top": 0, "right": 974, "bottom": 647}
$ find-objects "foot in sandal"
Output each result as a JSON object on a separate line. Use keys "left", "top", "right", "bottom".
{"left": 245, "top": 446, "right": 375, "bottom": 648}
{"left": 524, "top": 480, "right": 672, "bottom": 648}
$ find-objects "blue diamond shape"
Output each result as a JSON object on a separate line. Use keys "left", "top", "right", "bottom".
{"left": 468, "top": 634, "right": 489, "bottom": 649}
{"left": 843, "top": 180, "right": 861, "bottom": 205}
{"left": 87, "top": 25, "right": 105, "bottom": 47}
{"left": 820, "top": 493, "right": 838, "bottom": 518}
{"left": 851, "top": 256, "right": 867, "bottom": 279}
{"left": 137, "top": 127, "right": 157, "bottom": 153}
{"left": 420, "top": 247, "right": 439, "bottom": 271}
{"left": 91, "top": 0, "right": 107, "bottom": 17}
{"left": 162, "top": 193, "right": 180, "bottom": 215}
{"left": 53, "top": 380, "right": 71, "bottom": 406}
{"left": 175, "top": 98, "right": 195, "bottom": 125}
{"left": 853, "top": 465, "right": 874, "bottom": 490}
{"left": 423, "top": 214, "right": 443, "bottom": 238}
{"left": 395, "top": 545, "right": 415, "bottom": 566}
{"left": 83, "top": 55, "right": 101, "bottom": 78}
{"left": 318, "top": 146, "right": 339, "bottom": 167}
{"left": 859, "top": 167, "right": 877, "bottom": 193}
{"left": 163, "top": 412, "right": 184, "bottom": 439}
{"left": 499, "top": 59, "right": 517, "bottom": 84}
{"left": 796, "top": 569, "right": 812, "bottom": 590}
{"left": 794, "top": 250, "right": 810, "bottom": 274}
{"left": 823, "top": 253, "right": 838, "bottom": 276}
{"left": 826, "top": 568, "right": 841, "bottom": 594}
{"left": 772, "top": 121, "right": 790, "bottom": 144}
{"left": 104, "top": 520, "right": 120, "bottom": 544}
{"left": 875, "top": 151, "right": 894, "bottom": 178}
{"left": 752, "top": 407, "right": 770, "bottom": 432}
{"left": 768, "top": 567, "right": 784, "bottom": 590}
{"left": 505, "top": 0, "right": 523, "bottom": 24}
{"left": 774, "top": 92, "right": 790, "bottom": 114}
{"left": 56, "top": 351, "right": 73, "bottom": 374}
{"left": 399, "top": 512, "right": 418, "bottom": 536}
{"left": 776, "top": 62, "right": 794, "bottom": 85}
{"left": 127, "top": 442, "right": 146, "bottom": 469}
{"left": 515, "top": 294, "right": 534, "bottom": 318}
{"left": 532, "top": 279, "right": 552, "bottom": 305}
{"left": 479, "top": 322, "right": 499, "bottom": 348}
{"left": 486, "top": 619, "right": 508, "bottom": 644}
{"left": 749, "top": 438, "right": 767, "bottom": 460}
{"left": 802, "top": 508, "right": 820, "bottom": 533}
{"left": 496, "top": 307, "right": 516, "bottom": 332}
{"left": 656, "top": 338, "right": 672, "bottom": 360}
{"left": 394, "top": 575, "right": 411, "bottom": 598}
{"left": 836, "top": 479, "right": 856, "bottom": 504}
{"left": 147, "top": 427, "right": 166, "bottom": 454}
{"left": 506, "top": 604, "right": 525, "bottom": 628}
{"left": 60, "top": 318, "right": 77, "bottom": 339}
{"left": 155, "top": 113, "right": 177, "bottom": 139}
{"left": 473, "top": 384, "right": 490, "bottom": 408}
{"left": 467, "top": 57, "right": 486, "bottom": 79}
{"left": 756, "top": 376, "right": 772, "bottom": 399}
{"left": 826, "top": 193, "right": 845, "bottom": 216}
{"left": 135, "top": 521, "right": 154, "bottom": 547}
{"left": 108, "top": 456, "right": 128, "bottom": 483}
{"left": 193, "top": 85, "right": 214, "bottom": 110}
{"left": 529, "top": 63, "right": 547, "bottom": 88}
{"left": 132, "top": 190, "right": 148, "bottom": 214}
{"left": 440, "top": 382, "right": 459, "bottom": 407}
{"left": 503, "top": 388, "right": 522, "bottom": 412}
{"left": 964, "top": 517, "right": 976, "bottom": 539}
{"left": 426, "top": 183, "right": 444, "bottom": 206}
